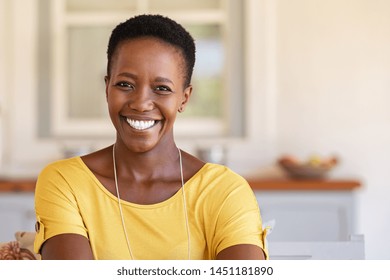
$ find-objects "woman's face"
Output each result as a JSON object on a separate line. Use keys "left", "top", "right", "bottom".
{"left": 105, "top": 37, "right": 192, "bottom": 153}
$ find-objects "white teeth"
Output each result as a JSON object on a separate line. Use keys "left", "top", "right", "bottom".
{"left": 126, "top": 119, "right": 156, "bottom": 130}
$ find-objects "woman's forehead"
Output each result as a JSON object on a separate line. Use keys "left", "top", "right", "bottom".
{"left": 110, "top": 38, "right": 187, "bottom": 79}
{"left": 115, "top": 38, "right": 182, "bottom": 64}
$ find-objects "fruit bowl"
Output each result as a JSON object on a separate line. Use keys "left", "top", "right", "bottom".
{"left": 278, "top": 155, "right": 338, "bottom": 179}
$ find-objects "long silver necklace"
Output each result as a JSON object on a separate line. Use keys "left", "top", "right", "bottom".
{"left": 112, "top": 144, "right": 191, "bottom": 260}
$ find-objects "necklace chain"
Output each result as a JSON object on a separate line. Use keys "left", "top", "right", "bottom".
{"left": 112, "top": 144, "right": 191, "bottom": 260}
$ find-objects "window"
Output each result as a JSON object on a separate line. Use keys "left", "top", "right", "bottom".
{"left": 41, "top": 0, "right": 245, "bottom": 138}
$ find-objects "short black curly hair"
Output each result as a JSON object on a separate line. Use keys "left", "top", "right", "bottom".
{"left": 107, "top": 14, "right": 196, "bottom": 87}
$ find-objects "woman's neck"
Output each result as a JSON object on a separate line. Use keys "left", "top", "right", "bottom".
{"left": 113, "top": 140, "right": 180, "bottom": 182}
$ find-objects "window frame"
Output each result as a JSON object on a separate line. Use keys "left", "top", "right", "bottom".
{"left": 49, "top": 0, "right": 244, "bottom": 138}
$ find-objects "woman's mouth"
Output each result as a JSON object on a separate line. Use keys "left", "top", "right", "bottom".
{"left": 126, "top": 118, "right": 158, "bottom": 130}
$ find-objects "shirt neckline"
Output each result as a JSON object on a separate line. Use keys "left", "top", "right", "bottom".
{"left": 75, "top": 156, "right": 211, "bottom": 209}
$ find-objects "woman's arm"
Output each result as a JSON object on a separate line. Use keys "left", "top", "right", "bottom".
{"left": 35, "top": 162, "right": 94, "bottom": 260}
{"left": 208, "top": 171, "right": 269, "bottom": 260}
{"left": 216, "top": 244, "right": 265, "bottom": 260}
{"left": 40, "top": 234, "right": 94, "bottom": 260}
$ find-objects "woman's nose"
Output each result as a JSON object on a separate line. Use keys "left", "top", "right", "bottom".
{"left": 128, "top": 87, "right": 154, "bottom": 112}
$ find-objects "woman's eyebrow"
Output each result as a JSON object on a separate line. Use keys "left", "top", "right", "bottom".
{"left": 116, "top": 73, "right": 175, "bottom": 86}
{"left": 155, "top": 76, "right": 174, "bottom": 85}
{"left": 117, "top": 72, "right": 137, "bottom": 79}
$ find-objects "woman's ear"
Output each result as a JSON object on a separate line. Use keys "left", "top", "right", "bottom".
{"left": 104, "top": 76, "right": 109, "bottom": 101}
{"left": 178, "top": 85, "right": 193, "bottom": 113}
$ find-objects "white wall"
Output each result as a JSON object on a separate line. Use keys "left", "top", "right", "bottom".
{"left": 272, "top": 0, "right": 390, "bottom": 259}
{"left": 0, "top": 0, "right": 8, "bottom": 171}
{"left": 227, "top": 0, "right": 390, "bottom": 260}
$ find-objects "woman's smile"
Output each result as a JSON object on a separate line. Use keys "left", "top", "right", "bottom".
{"left": 125, "top": 118, "right": 160, "bottom": 131}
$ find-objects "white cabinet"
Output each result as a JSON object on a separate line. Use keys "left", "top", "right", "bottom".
{"left": 255, "top": 190, "right": 356, "bottom": 242}
{"left": 0, "top": 193, "right": 35, "bottom": 242}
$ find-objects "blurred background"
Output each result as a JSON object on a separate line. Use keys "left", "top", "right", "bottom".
{"left": 0, "top": 0, "right": 389, "bottom": 259}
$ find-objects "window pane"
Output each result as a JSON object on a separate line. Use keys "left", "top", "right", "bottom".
{"left": 182, "top": 24, "right": 224, "bottom": 118}
{"left": 67, "top": 26, "right": 111, "bottom": 119}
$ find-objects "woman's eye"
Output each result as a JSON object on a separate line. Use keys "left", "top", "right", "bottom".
{"left": 115, "top": 82, "right": 134, "bottom": 90}
{"left": 155, "top": 85, "right": 172, "bottom": 93}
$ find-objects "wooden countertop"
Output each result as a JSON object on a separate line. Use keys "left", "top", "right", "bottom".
{"left": 247, "top": 178, "right": 361, "bottom": 191}
{"left": 0, "top": 177, "right": 361, "bottom": 192}
{"left": 0, "top": 179, "right": 37, "bottom": 192}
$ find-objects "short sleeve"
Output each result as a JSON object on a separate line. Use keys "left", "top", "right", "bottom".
{"left": 34, "top": 163, "right": 88, "bottom": 254}
{"left": 212, "top": 179, "right": 269, "bottom": 259}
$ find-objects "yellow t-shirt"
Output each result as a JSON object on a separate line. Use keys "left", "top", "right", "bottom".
{"left": 34, "top": 157, "right": 268, "bottom": 259}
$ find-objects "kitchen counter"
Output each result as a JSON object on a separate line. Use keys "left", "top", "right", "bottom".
{"left": 0, "top": 177, "right": 361, "bottom": 192}
{"left": 247, "top": 178, "right": 361, "bottom": 191}
{"left": 0, "top": 179, "right": 37, "bottom": 192}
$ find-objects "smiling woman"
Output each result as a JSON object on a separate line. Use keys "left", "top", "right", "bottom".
{"left": 33, "top": 14, "right": 268, "bottom": 260}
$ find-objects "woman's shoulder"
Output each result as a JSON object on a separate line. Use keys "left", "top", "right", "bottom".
{"left": 38, "top": 146, "right": 111, "bottom": 178}
{"left": 39, "top": 156, "right": 84, "bottom": 175}
{"left": 197, "top": 162, "right": 247, "bottom": 183}
{"left": 188, "top": 163, "right": 255, "bottom": 213}
{"left": 36, "top": 157, "right": 92, "bottom": 189}
{"left": 35, "top": 157, "right": 88, "bottom": 196}
{"left": 186, "top": 161, "right": 250, "bottom": 198}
